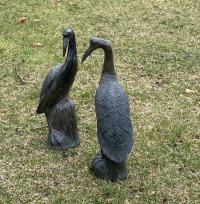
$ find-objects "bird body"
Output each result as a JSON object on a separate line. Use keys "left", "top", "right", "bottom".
{"left": 96, "top": 73, "right": 133, "bottom": 163}
{"left": 37, "top": 28, "right": 78, "bottom": 114}
{"left": 37, "top": 63, "right": 63, "bottom": 113}
{"left": 82, "top": 37, "right": 133, "bottom": 181}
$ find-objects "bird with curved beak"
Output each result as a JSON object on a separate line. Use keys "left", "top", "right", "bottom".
{"left": 37, "top": 28, "right": 78, "bottom": 114}
{"left": 36, "top": 28, "right": 79, "bottom": 150}
{"left": 81, "top": 44, "right": 95, "bottom": 63}
{"left": 82, "top": 37, "right": 115, "bottom": 77}
{"left": 82, "top": 37, "right": 109, "bottom": 63}
{"left": 82, "top": 37, "right": 133, "bottom": 181}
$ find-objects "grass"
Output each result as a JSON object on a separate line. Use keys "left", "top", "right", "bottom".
{"left": 0, "top": 0, "right": 200, "bottom": 203}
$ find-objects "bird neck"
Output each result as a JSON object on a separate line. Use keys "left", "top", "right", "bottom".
{"left": 59, "top": 39, "right": 77, "bottom": 95}
{"left": 65, "top": 40, "right": 77, "bottom": 63}
{"left": 101, "top": 45, "right": 115, "bottom": 76}
{"left": 62, "top": 38, "right": 77, "bottom": 72}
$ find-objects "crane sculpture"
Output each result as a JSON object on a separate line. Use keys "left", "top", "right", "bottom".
{"left": 36, "top": 28, "right": 80, "bottom": 149}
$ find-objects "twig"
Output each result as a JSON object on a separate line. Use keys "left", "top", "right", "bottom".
{"left": 15, "top": 59, "right": 27, "bottom": 85}
{"left": 15, "top": 66, "right": 27, "bottom": 84}
{"left": 31, "top": 125, "right": 48, "bottom": 131}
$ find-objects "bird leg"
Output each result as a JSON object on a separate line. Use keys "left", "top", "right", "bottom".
{"left": 91, "top": 150, "right": 127, "bottom": 182}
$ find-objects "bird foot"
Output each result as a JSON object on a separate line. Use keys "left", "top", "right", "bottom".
{"left": 48, "top": 129, "right": 80, "bottom": 150}
{"left": 91, "top": 150, "right": 127, "bottom": 182}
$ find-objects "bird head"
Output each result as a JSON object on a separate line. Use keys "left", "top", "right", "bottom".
{"left": 62, "top": 28, "right": 75, "bottom": 57}
{"left": 81, "top": 37, "right": 110, "bottom": 63}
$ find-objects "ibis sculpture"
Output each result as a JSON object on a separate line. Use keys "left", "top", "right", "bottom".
{"left": 36, "top": 28, "right": 80, "bottom": 149}
{"left": 82, "top": 37, "right": 133, "bottom": 181}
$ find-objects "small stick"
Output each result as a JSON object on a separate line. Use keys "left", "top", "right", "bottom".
{"left": 15, "top": 65, "right": 27, "bottom": 84}
{"left": 31, "top": 125, "right": 48, "bottom": 131}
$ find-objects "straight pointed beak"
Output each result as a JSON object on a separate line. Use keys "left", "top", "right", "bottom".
{"left": 63, "top": 37, "right": 69, "bottom": 57}
{"left": 81, "top": 46, "right": 94, "bottom": 63}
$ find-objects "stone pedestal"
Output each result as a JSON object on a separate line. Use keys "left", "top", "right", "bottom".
{"left": 45, "top": 98, "right": 80, "bottom": 149}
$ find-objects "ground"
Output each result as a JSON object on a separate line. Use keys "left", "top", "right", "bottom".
{"left": 0, "top": 0, "right": 200, "bottom": 203}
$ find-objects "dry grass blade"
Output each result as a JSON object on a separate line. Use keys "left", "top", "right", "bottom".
{"left": 14, "top": 61, "right": 27, "bottom": 85}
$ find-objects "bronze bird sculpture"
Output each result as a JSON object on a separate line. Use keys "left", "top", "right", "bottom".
{"left": 82, "top": 37, "right": 133, "bottom": 181}
{"left": 36, "top": 28, "right": 80, "bottom": 149}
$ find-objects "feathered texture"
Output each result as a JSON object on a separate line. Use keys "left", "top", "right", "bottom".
{"left": 46, "top": 98, "right": 80, "bottom": 149}
{"left": 82, "top": 37, "right": 133, "bottom": 164}
{"left": 96, "top": 74, "right": 133, "bottom": 163}
{"left": 36, "top": 28, "right": 80, "bottom": 150}
{"left": 37, "top": 64, "right": 63, "bottom": 114}
{"left": 36, "top": 29, "right": 78, "bottom": 114}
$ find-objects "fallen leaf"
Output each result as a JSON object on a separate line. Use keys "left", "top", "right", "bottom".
{"left": 18, "top": 17, "right": 27, "bottom": 23}
{"left": 194, "top": 135, "right": 200, "bottom": 140}
{"left": 155, "top": 79, "right": 164, "bottom": 87}
{"left": 32, "top": 43, "right": 43, "bottom": 48}
{"left": 125, "top": 199, "right": 130, "bottom": 204}
{"left": 33, "top": 19, "right": 41, "bottom": 22}
{"left": 185, "top": 89, "right": 197, "bottom": 94}
{"left": 158, "top": 73, "right": 163, "bottom": 79}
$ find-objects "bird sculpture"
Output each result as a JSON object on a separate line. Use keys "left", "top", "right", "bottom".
{"left": 36, "top": 28, "right": 80, "bottom": 149}
{"left": 82, "top": 37, "right": 133, "bottom": 181}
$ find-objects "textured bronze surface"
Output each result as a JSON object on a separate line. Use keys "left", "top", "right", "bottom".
{"left": 82, "top": 37, "right": 133, "bottom": 181}
{"left": 37, "top": 28, "right": 80, "bottom": 149}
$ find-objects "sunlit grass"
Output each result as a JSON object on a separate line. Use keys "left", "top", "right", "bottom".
{"left": 0, "top": 0, "right": 200, "bottom": 203}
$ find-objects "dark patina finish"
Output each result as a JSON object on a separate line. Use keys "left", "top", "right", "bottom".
{"left": 82, "top": 37, "right": 133, "bottom": 181}
{"left": 36, "top": 28, "right": 80, "bottom": 149}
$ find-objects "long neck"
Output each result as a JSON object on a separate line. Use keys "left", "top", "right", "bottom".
{"left": 101, "top": 45, "right": 115, "bottom": 76}
{"left": 62, "top": 38, "right": 77, "bottom": 75}
{"left": 56, "top": 37, "right": 77, "bottom": 96}
{"left": 65, "top": 39, "right": 77, "bottom": 64}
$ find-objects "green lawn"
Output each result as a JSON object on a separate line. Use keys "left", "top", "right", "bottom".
{"left": 0, "top": 0, "right": 200, "bottom": 203}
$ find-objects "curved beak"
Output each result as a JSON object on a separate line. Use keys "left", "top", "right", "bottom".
{"left": 63, "top": 37, "right": 69, "bottom": 57}
{"left": 81, "top": 46, "right": 94, "bottom": 63}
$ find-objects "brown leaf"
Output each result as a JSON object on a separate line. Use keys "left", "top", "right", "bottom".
{"left": 155, "top": 79, "right": 164, "bottom": 87}
{"left": 32, "top": 43, "right": 43, "bottom": 48}
{"left": 18, "top": 17, "right": 28, "bottom": 23}
{"left": 194, "top": 135, "right": 200, "bottom": 140}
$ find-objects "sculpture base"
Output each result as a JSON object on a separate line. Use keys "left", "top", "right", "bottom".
{"left": 45, "top": 98, "right": 80, "bottom": 150}
{"left": 91, "top": 150, "right": 127, "bottom": 182}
